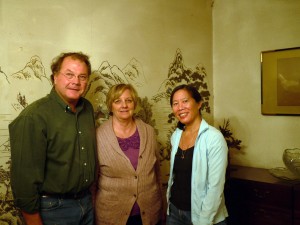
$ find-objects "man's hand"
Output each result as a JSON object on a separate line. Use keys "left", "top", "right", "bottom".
{"left": 21, "top": 211, "right": 43, "bottom": 225}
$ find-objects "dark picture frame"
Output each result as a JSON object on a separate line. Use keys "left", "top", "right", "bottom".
{"left": 261, "top": 47, "right": 300, "bottom": 115}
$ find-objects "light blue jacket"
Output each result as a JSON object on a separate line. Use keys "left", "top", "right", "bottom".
{"left": 166, "top": 119, "right": 228, "bottom": 225}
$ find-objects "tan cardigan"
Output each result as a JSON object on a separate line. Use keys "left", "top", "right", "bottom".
{"left": 95, "top": 117, "right": 163, "bottom": 225}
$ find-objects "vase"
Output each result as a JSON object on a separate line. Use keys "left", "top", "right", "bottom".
{"left": 282, "top": 148, "right": 300, "bottom": 178}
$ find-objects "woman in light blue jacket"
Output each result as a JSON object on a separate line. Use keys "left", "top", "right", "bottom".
{"left": 166, "top": 84, "right": 228, "bottom": 225}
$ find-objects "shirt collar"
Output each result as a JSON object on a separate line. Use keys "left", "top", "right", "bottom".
{"left": 49, "top": 87, "right": 84, "bottom": 113}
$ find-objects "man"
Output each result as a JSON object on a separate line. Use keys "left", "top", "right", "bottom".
{"left": 9, "top": 52, "right": 96, "bottom": 225}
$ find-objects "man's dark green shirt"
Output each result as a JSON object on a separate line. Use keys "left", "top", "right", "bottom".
{"left": 9, "top": 88, "right": 97, "bottom": 213}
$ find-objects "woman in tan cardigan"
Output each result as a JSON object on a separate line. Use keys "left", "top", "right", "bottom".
{"left": 95, "top": 83, "right": 163, "bottom": 225}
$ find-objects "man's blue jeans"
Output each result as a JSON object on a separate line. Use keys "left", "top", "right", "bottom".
{"left": 40, "top": 192, "right": 94, "bottom": 225}
{"left": 166, "top": 202, "right": 227, "bottom": 225}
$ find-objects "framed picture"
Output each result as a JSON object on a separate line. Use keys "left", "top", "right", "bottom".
{"left": 261, "top": 47, "right": 300, "bottom": 115}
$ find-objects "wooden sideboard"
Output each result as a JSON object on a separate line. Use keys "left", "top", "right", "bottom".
{"left": 294, "top": 184, "right": 300, "bottom": 224}
{"left": 224, "top": 166, "right": 300, "bottom": 225}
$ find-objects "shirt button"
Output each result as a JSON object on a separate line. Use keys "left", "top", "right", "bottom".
{"left": 134, "top": 176, "right": 137, "bottom": 179}
{"left": 84, "top": 163, "right": 87, "bottom": 166}
{"left": 81, "top": 147, "right": 85, "bottom": 150}
{"left": 79, "top": 131, "right": 82, "bottom": 134}
{"left": 85, "top": 179, "right": 88, "bottom": 182}
{"left": 134, "top": 194, "right": 136, "bottom": 198}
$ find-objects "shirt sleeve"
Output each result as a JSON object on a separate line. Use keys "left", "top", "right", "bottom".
{"left": 198, "top": 130, "right": 228, "bottom": 224}
{"left": 9, "top": 113, "right": 47, "bottom": 213}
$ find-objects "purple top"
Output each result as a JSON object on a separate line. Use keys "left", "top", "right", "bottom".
{"left": 117, "top": 129, "right": 140, "bottom": 216}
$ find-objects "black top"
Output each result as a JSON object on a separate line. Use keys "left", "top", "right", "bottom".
{"left": 170, "top": 146, "right": 194, "bottom": 211}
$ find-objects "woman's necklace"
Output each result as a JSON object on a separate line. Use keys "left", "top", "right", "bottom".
{"left": 181, "top": 149, "right": 187, "bottom": 159}
{"left": 180, "top": 128, "right": 199, "bottom": 159}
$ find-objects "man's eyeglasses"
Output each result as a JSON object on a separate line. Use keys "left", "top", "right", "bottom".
{"left": 60, "top": 72, "right": 88, "bottom": 82}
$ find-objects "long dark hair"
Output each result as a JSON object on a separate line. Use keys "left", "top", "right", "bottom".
{"left": 170, "top": 84, "right": 203, "bottom": 130}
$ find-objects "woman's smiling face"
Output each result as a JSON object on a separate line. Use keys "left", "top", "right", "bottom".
{"left": 171, "top": 89, "right": 202, "bottom": 126}
{"left": 111, "top": 89, "right": 135, "bottom": 121}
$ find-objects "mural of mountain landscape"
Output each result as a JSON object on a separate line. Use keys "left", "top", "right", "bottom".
{"left": 0, "top": 48, "right": 211, "bottom": 224}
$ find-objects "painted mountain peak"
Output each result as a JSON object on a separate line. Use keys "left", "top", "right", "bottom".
{"left": 84, "top": 58, "right": 147, "bottom": 122}
{"left": 153, "top": 49, "right": 211, "bottom": 114}
{"left": 123, "top": 57, "right": 146, "bottom": 87}
{"left": 10, "top": 55, "right": 50, "bottom": 83}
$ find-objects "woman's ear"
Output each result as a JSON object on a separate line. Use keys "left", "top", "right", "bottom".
{"left": 198, "top": 101, "right": 203, "bottom": 111}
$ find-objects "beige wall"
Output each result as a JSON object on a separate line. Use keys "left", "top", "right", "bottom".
{"left": 1, "top": 0, "right": 300, "bottom": 222}
{"left": 213, "top": 0, "right": 300, "bottom": 168}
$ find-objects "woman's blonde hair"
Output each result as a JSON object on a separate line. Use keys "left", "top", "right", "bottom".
{"left": 106, "top": 83, "right": 139, "bottom": 115}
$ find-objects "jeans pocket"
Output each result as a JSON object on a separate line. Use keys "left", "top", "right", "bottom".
{"left": 40, "top": 197, "right": 62, "bottom": 211}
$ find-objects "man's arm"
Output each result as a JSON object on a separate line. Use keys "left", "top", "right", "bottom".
{"left": 9, "top": 114, "right": 47, "bottom": 216}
